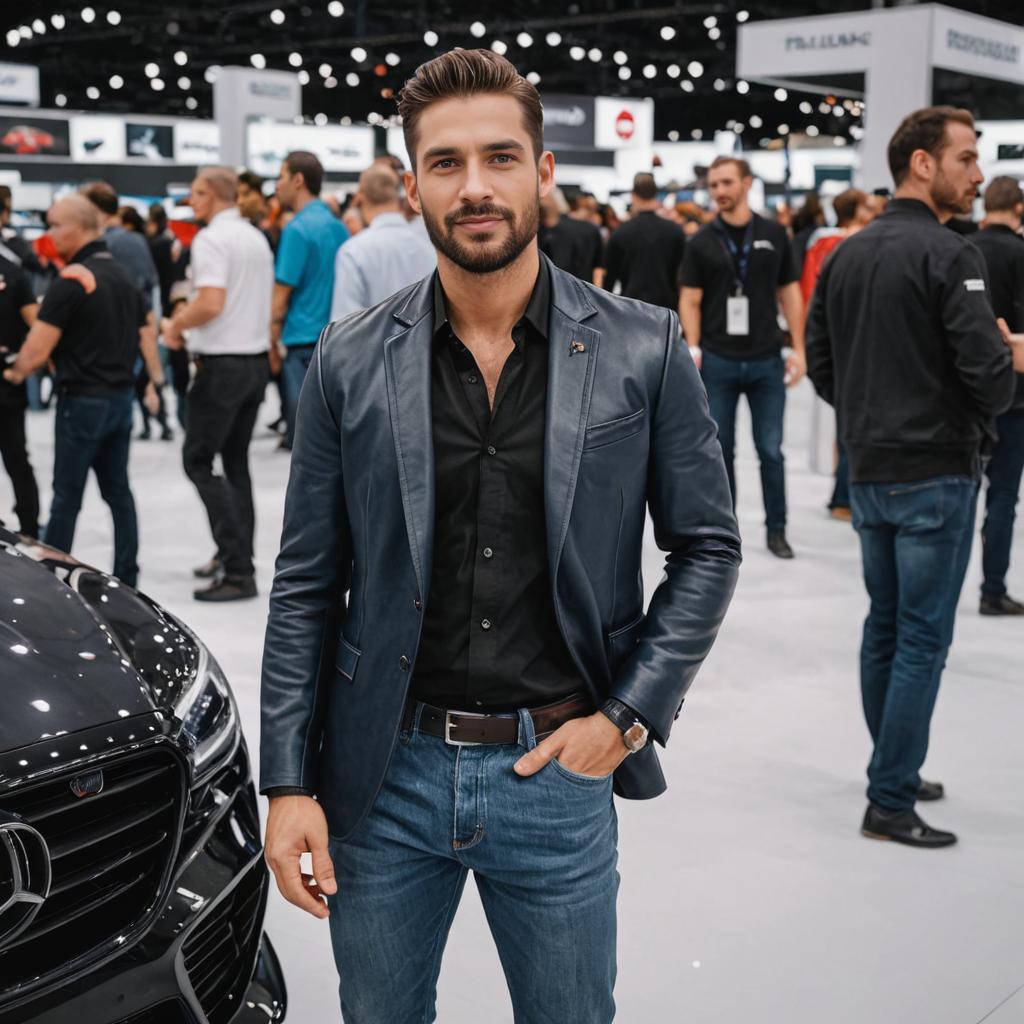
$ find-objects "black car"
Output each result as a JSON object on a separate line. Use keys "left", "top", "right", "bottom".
{"left": 0, "top": 524, "right": 287, "bottom": 1024}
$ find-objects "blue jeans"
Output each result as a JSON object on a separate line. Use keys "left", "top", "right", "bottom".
{"left": 44, "top": 389, "right": 139, "bottom": 586}
{"left": 327, "top": 707, "right": 619, "bottom": 1023}
{"left": 280, "top": 343, "right": 317, "bottom": 444}
{"left": 851, "top": 476, "right": 979, "bottom": 810}
{"left": 701, "top": 350, "right": 787, "bottom": 531}
{"left": 981, "top": 410, "right": 1024, "bottom": 597}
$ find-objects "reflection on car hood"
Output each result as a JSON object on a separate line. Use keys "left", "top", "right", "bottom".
{"left": 0, "top": 533, "right": 199, "bottom": 753}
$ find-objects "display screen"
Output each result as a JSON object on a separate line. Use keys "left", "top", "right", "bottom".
{"left": 0, "top": 116, "right": 70, "bottom": 157}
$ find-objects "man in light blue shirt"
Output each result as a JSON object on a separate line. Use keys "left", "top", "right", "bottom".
{"left": 330, "top": 164, "right": 436, "bottom": 320}
{"left": 272, "top": 151, "right": 349, "bottom": 448}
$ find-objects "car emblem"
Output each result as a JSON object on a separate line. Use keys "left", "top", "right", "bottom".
{"left": 70, "top": 770, "right": 104, "bottom": 799}
{"left": 0, "top": 815, "right": 52, "bottom": 946}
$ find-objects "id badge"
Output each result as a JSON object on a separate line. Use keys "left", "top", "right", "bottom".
{"left": 726, "top": 295, "right": 749, "bottom": 336}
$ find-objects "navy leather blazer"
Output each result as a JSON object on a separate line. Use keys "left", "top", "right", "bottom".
{"left": 260, "top": 255, "right": 742, "bottom": 840}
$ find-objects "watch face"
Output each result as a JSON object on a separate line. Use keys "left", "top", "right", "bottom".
{"left": 623, "top": 722, "right": 648, "bottom": 753}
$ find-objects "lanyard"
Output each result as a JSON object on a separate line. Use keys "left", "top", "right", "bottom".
{"left": 712, "top": 216, "right": 755, "bottom": 296}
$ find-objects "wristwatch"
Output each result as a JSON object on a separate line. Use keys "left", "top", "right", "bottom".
{"left": 600, "top": 698, "right": 650, "bottom": 754}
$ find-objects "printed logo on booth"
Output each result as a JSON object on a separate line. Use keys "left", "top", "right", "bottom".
{"left": 615, "top": 110, "right": 635, "bottom": 141}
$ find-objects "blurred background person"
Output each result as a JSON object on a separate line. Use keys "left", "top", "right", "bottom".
{"left": 790, "top": 193, "right": 825, "bottom": 275}
{"left": 330, "top": 163, "right": 435, "bottom": 319}
{"left": 539, "top": 185, "right": 603, "bottom": 285}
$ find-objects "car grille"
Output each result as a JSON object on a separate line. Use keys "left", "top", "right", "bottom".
{"left": 0, "top": 747, "right": 185, "bottom": 999}
{"left": 182, "top": 861, "right": 267, "bottom": 1024}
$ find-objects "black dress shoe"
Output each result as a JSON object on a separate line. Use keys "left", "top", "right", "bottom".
{"left": 767, "top": 531, "right": 795, "bottom": 559}
{"left": 917, "top": 779, "right": 945, "bottom": 802}
{"left": 980, "top": 593, "right": 1024, "bottom": 616}
{"left": 193, "top": 556, "right": 222, "bottom": 579}
{"left": 160, "top": 427, "right": 174, "bottom": 441}
{"left": 193, "top": 575, "right": 257, "bottom": 602}
{"left": 861, "top": 804, "right": 957, "bottom": 848}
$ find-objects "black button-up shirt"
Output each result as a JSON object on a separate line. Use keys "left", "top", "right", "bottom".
{"left": 411, "top": 259, "right": 584, "bottom": 710}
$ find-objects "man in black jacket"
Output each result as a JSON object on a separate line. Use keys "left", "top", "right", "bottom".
{"left": 807, "top": 106, "right": 1018, "bottom": 849}
{"left": 970, "top": 176, "right": 1024, "bottom": 616}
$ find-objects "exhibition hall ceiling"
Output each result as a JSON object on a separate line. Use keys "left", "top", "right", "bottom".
{"left": 1, "top": 1, "right": 1022, "bottom": 143}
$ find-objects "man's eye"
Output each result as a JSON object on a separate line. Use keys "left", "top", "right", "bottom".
{"left": 493, "top": 154, "right": 514, "bottom": 164}
{"left": 433, "top": 159, "right": 456, "bottom": 170}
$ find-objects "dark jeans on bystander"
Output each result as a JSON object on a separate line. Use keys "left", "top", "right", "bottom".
{"left": 981, "top": 410, "right": 1024, "bottom": 598}
{"left": 0, "top": 401, "right": 40, "bottom": 537}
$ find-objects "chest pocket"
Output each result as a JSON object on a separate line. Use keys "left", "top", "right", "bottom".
{"left": 582, "top": 408, "right": 645, "bottom": 451}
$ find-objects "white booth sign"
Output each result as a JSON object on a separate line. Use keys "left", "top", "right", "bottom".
{"left": 174, "top": 121, "right": 221, "bottom": 164}
{"left": 246, "top": 122, "right": 375, "bottom": 179}
{"left": 213, "top": 68, "right": 302, "bottom": 167}
{"left": 70, "top": 116, "right": 126, "bottom": 163}
{"left": 594, "top": 97, "right": 654, "bottom": 151}
{"left": 0, "top": 63, "right": 40, "bottom": 107}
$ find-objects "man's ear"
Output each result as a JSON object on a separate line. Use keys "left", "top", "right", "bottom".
{"left": 404, "top": 170, "right": 422, "bottom": 214}
{"left": 537, "top": 151, "right": 556, "bottom": 199}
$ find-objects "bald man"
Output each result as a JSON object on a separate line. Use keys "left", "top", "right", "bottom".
{"left": 330, "top": 163, "right": 436, "bottom": 319}
{"left": 4, "top": 194, "right": 165, "bottom": 586}
{"left": 162, "top": 165, "right": 274, "bottom": 601}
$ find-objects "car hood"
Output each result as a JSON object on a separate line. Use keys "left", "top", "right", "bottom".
{"left": 0, "top": 532, "right": 200, "bottom": 753}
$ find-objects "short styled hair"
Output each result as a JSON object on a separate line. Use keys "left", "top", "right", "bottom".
{"left": 983, "top": 175, "right": 1024, "bottom": 213}
{"left": 633, "top": 173, "right": 657, "bottom": 201}
{"left": 832, "top": 188, "right": 868, "bottom": 227}
{"left": 197, "top": 165, "right": 238, "bottom": 202}
{"left": 886, "top": 106, "right": 975, "bottom": 186}
{"left": 708, "top": 155, "right": 753, "bottom": 180}
{"left": 81, "top": 181, "right": 119, "bottom": 216}
{"left": 237, "top": 170, "right": 265, "bottom": 194}
{"left": 397, "top": 48, "right": 543, "bottom": 170}
{"left": 283, "top": 151, "right": 324, "bottom": 196}
{"left": 358, "top": 163, "right": 401, "bottom": 206}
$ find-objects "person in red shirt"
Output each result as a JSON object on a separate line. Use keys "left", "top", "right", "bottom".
{"left": 802, "top": 188, "right": 878, "bottom": 518}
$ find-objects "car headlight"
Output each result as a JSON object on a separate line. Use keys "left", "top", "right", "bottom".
{"left": 173, "top": 643, "right": 240, "bottom": 784}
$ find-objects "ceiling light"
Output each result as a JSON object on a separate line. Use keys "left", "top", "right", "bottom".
{"left": 204, "top": 66, "right": 221, "bottom": 84}
{"left": 325, "top": 76, "right": 337, "bottom": 88}
{"left": 546, "top": 32, "right": 561, "bottom": 46}
{"left": 833, "top": 105, "right": 845, "bottom": 116}
{"left": 174, "top": 50, "right": 188, "bottom": 66}
{"left": 708, "top": 27, "right": 721, "bottom": 40}
{"left": 351, "top": 46, "right": 366, "bottom": 61}
{"left": 588, "top": 48, "right": 602, "bottom": 62}
{"left": 86, "top": 86, "right": 100, "bottom": 99}
{"left": 423, "top": 30, "right": 438, "bottom": 46}
{"left": 145, "top": 62, "right": 160, "bottom": 78}
{"left": 833, "top": 136, "right": 846, "bottom": 146}
{"left": 703, "top": 16, "right": 717, "bottom": 28}
{"left": 668, "top": 130, "right": 679, "bottom": 141}
{"left": 32, "top": 18, "right": 46, "bottom": 32}
{"left": 19, "top": 25, "right": 32, "bottom": 39}
{"left": 569, "top": 46, "right": 585, "bottom": 60}
{"left": 109, "top": 75, "right": 123, "bottom": 89}
{"left": 618, "top": 67, "right": 631, "bottom": 81}
{"left": 660, "top": 26, "right": 676, "bottom": 41}
{"left": 749, "top": 114, "right": 762, "bottom": 128}
{"left": 298, "top": 70, "right": 310, "bottom": 84}
{"left": 106, "top": 10, "right": 121, "bottom": 25}
{"left": 666, "top": 64, "right": 680, "bottom": 78}
{"left": 178, "top": 76, "right": 190, "bottom": 89}
{"left": 491, "top": 40, "right": 507, "bottom": 55}
{"left": 250, "top": 54, "right": 266, "bottom": 69}
{"left": 340, "top": 116, "right": 352, "bottom": 125}
{"left": 687, "top": 60, "right": 703, "bottom": 77}
{"left": 681, "top": 79, "right": 694, "bottom": 92}
{"left": 81, "top": 8, "right": 96, "bottom": 24}
{"left": 385, "top": 52, "right": 400, "bottom": 66}
{"left": 289, "top": 52, "right": 302, "bottom": 67}
{"left": 737, "top": 10, "right": 750, "bottom": 22}
{"left": 186, "top": 97, "right": 198, "bottom": 110}
{"left": 55, "top": 93, "right": 67, "bottom": 106}
{"left": 327, "top": 0, "right": 344, "bottom": 15}
{"left": 778, "top": 123, "right": 790, "bottom": 135}
{"left": 346, "top": 72, "right": 359, "bottom": 86}
{"left": 470, "top": 21, "right": 486, "bottom": 38}
{"left": 270, "top": 8, "right": 285, "bottom": 24}
{"left": 527, "top": 71, "right": 541, "bottom": 84}
{"left": 818, "top": 101, "right": 831, "bottom": 114}
{"left": 713, "top": 78, "right": 726, "bottom": 91}
{"left": 642, "top": 64, "right": 656, "bottom": 79}
{"left": 319, "top": 62, "right": 332, "bottom": 77}
{"left": 5, "top": 30, "right": 19, "bottom": 46}
{"left": 517, "top": 32, "right": 533, "bottom": 47}
{"left": 51, "top": 14, "right": 66, "bottom": 29}
{"left": 613, "top": 50, "right": 628, "bottom": 65}
{"left": 315, "top": 113, "right": 328, "bottom": 126}
{"left": 774, "top": 87, "right": 788, "bottom": 101}
{"left": 151, "top": 78, "right": 165, "bottom": 90}
{"left": 367, "top": 112, "right": 380, "bottom": 124}
{"left": 733, "top": 123, "right": 745, "bottom": 133}
{"left": 799, "top": 101, "right": 812, "bottom": 114}
{"left": 691, "top": 128, "right": 703, "bottom": 140}
{"left": 736, "top": 80, "right": 749, "bottom": 94}
{"left": 806, "top": 124, "right": 820, "bottom": 137}
{"left": 850, "top": 125, "right": 865, "bottom": 139}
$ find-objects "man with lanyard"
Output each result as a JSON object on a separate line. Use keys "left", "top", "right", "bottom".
{"left": 680, "top": 155, "right": 806, "bottom": 559}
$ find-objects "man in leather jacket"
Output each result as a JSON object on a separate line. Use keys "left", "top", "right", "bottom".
{"left": 260, "top": 49, "right": 741, "bottom": 1023}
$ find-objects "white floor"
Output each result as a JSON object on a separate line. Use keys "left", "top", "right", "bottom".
{"left": 11, "top": 377, "right": 1024, "bottom": 1024}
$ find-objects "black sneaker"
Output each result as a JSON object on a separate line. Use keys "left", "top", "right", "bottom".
{"left": 193, "top": 556, "right": 222, "bottom": 579}
{"left": 160, "top": 426, "right": 174, "bottom": 441}
{"left": 767, "top": 531, "right": 794, "bottom": 559}
{"left": 193, "top": 575, "right": 257, "bottom": 602}
{"left": 861, "top": 804, "right": 957, "bottom": 848}
{"left": 980, "top": 593, "right": 1024, "bottom": 616}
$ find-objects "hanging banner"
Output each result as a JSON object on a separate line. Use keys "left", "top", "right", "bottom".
{"left": 246, "top": 121, "right": 375, "bottom": 178}
{"left": 71, "top": 116, "right": 126, "bottom": 162}
{"left": 0, "top": 62, "right": 40, "bottom": 107}
{"left": 174, "top": 121, "right": 221, "bottom": 164}
{"left": 0, "top": 114, "right": 69, "bottom": 156}
{"left": 541, "top": 94, "right": 596, "bottom": 149}
{"left": 594, "top": 96, "right": 654, "bottom": 150}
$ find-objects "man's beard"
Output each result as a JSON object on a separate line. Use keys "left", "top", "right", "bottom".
{"left": 421, "top": 194, "right": 539, "bottom": 274}
{"left": 930, "top": 170, "right": 975, "bottom": 217}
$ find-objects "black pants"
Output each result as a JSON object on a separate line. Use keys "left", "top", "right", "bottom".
{"left": 182, "top": 354, "right": 269, "bottom": 578}
{"left": 0, "top": 401, "right": 40, "bottom": 537}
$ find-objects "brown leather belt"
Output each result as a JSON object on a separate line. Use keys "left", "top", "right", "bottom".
{"left": 402, "top": 693, "right": 593, "bottom": 746}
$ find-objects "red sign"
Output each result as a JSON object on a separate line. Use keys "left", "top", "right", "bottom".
{"left": 615, "top": 109, "right": 635, "bottom": 141}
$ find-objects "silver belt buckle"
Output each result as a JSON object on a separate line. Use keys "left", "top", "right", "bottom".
{"left": 444, "top": 709, "right": 487, "bottom": 746}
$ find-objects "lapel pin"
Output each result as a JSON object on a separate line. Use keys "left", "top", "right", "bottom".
{"left": 570, "top": 340, "right": 586, "bottom": 355}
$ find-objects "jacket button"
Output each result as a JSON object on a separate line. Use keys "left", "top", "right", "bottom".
{"left": 399, "top": 656, "right": 410, "bottom": 671}
{"left": 414, "top": 597, "right": 422, "bottom": 610}
{"left": 480, "top": 618, "right": 492, "bottom": 631}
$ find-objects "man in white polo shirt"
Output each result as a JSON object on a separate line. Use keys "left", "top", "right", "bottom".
{"left": 162, "top": 166, "right": 274, "bottom": 602}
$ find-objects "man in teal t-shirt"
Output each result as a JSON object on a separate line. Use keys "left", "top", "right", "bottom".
{"left": 272, "top": 151, "right": 349, "bottom": 448}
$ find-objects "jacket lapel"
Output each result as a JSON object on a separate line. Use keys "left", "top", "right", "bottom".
{"left": 384, "top": 276, "right": 436, "bottom": 601}
{"left": 544, "top": 257, "right": 600, "bottom": 580}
